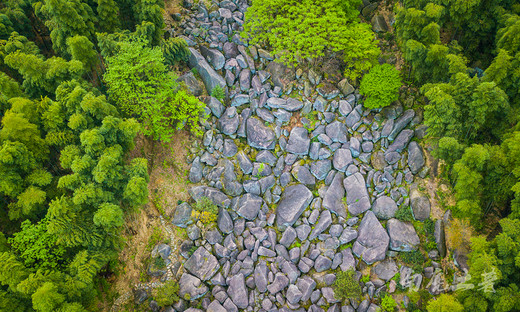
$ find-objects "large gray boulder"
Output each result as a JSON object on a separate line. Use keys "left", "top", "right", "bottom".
{"left": 435, "top": 219, "right": 447, "bottom": 258}
{"left": 228, "top": 273, "right": 248, "bottom": 309}
{"left": 200, "top": 46, "right": 225, "bottom": 70}
{"left": 326, "top": 121, "right": 348, "bottom": 143}
{"left": 286, "top": 127, "right": 310, "bottom": 155}
{"left": 255, "top": 261, "right": 269, "bottom": 293}
{"left": 296, "top": 276, "right": 317, "bottom": 301}
{"left": 183, "top": 247, "right": 220, "bottom": 281}
{"left": 179, "top": 273, "right": 208, "bottom": 300}
{"left": 276, "top": 184, "right": 313, "bottom": 228}
{"left": 371, "top": 196, "right": 398, "bottom": 220}
{"left": 172, "top": 202, "right": 192, "bottom": 227}
{"left": 177, "top": 72, "right": 203, "bottom": 96}
{"left": 333, "top": 148, "right": 353, "bottom": 172}
{"left": 188, "top": 48, "right": 226, "bottom": 95}
{"left": 246, "top": 117, "right": 276, "bottom": 150}
{"left": 389, "top": 109, "right": 415, "bottom": 141}
{"left": 266, "top": 97, "right": 304, "bottom": 112}
{"left": 344, "top": 173, "right": 371, "bottom": 216}
{"left": 236, "top": 193, "right": 263, "bottom": 220}
{"left": 322, "top": 172, "right": 347, "bottom": 218}
{"left": 218, "top": 107, "right": 239, "bottom": 136}
{"left": 387, "top": 129, "right": 414, "bottom": 153}
{"left": 373, "top": 259, "right": 398, "bottom": 281}
{"left": 205, "top": 96, "right": 225, "bottom": 118}
{"left": 387, "top": 218, "right": 420, "bottom": 251}
{"left": 410, "top": 186, "right": 431, "bottom": 221}
{"left": 352, "top": 211, "right": 389, "bottom": 264}
{"left": 408, "top": 141, "right": 425, "bottom": 174}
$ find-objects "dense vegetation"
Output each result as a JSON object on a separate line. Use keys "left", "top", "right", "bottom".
{"left": 0, "top": 0, "right": 197, "bottom": 310}
{"left": 395, "top": 0, "right": 520, "bottom": 310}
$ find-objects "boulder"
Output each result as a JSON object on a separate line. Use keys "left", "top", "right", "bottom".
{"left": 333, "top": 148, "right": 353, "bottom": 172}
{"left": 410, "top": 186, "right": 431, "bottom": 221}
{"left": 188, "top": 48, "right": 226, "bottom": 95}
{"left": 219, "top": 107, "right": 239, "bottom": 136}
{"left": 309, "top": 210, "right": 333, "bottom": 240}
{"left": 255, "top": 261, "right": 269, "bottom": 293}
{"left": 373, "top": 259, "right": 398, "bottom": 281}
{"left": 276, "top": 184, "right": 313, "bottom": 228}
{"left": 371, "top": 14, "right": 388, "bottom": 32}
{"left": 183, "top": 247, "right": 220, "bottom": 281}
{"left": 344, "top": 173, "right": 371, "bottom": 216}
{"left": 388, "top": 109, "right": 415, "bottom": 141}
{"left": 387, "top": 129, "right": 414, "bottom": 153}
{"left": 387, "top": 218, "right": 420, "bottom": 251}
{"left": 408, "top": 141, "right": 425, "bottom": 174}
{"left": 266, "top": 97, "right": 304, "bottom": 112}
{"left": 338, "top": 79, "right": 354, "bottom": 95}
{"left": 179, "top": 273, "right": 208, "bottom": 300}
{"left": 205, "top": 96, "right": 225, "bottom": 118}
{"left": 286, "top": 284, "right": 303, "bottom": 304}
{"left": 246, "top": 117, "right": 276, "bottom": 150}
{"left": 371, "top": 196, "right": 398, "bottom": 219}
{"left": 178, "top": 72, "right": 203, "bottom": 96}
{"left": 286, "top": 127, "right": 310, "bottom": 155}
{"left": 172, "top": 202, "right": 192, "bottom": 227}
{"left": 435, "top": 219, "right": 447, "bottom": 258}
{"left": 326, "top": 121, "right": 348, "bottom": 143}
{"left": 296, "top": 276, "right": 317, "bottom": 301}
{"left": 200, "top": 46, "right": 225, "bottom": 70}
{"left": 322, "top": 172, "right": 347, "bottom": 218}
{"left": 352, "top": 211, "right": 389, "bottom": 264}
{"left": 267, "top": 273, "right": 289, "bottom": 294}
{"left": 228, "top": 273, "right": 248, "bottom": 309}
{"left": 236, "top": 193, "right": 263, "bottom": 220}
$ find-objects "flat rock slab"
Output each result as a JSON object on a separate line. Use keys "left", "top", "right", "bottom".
{"left": 286, "top": 127, "right": 310, "bottom": 155}
{"left": 408, "top": 141, "right": 425, "bottom": 174}
{"left": 344, "top": 173, "right": 371, "bottom": 216}
{"left": 184, "top": 247, "right": 220, "bottom": 281}
{"left": 228, "top": 273, "right": 248, "bottom": 309}
{"left": 266, "top": 97, "right": 303, "bottom": 112}
{"left": 179, "top": 273, "right": 208, "bottom": 301}
{"left": 352, "top": 211, "right": 389, "bottom": 264}
{"left": 246, "top": 117, "right": 276, "bottom": 150}
{"left": 387, "top": 218, "right": 420, "bottom": 251}
{"left": 322, "top": 172, "right": 347, "bottom": 218}
{"left": 236, "top": 193, "right": 263, "bottom": 220}
{"left": 276, "top": 184, "right": 313, "bottom": 228}
{"left": 373, "top": 259, "right": 398, "bottom": 281}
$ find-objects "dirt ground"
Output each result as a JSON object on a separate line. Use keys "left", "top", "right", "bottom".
{"left": 97, "top": 131, "right": 194, "bottom": 311}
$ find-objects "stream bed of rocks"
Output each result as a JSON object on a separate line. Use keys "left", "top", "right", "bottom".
{"left": 141, "top": 0, "right": 453, "bottom": 311}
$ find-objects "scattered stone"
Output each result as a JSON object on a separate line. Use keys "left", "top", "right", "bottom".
{"left": 372, "top": 196, "right": 398, "bottom": 220}
{"left": 184, "top": 247, "right": 220, "bottom": 281}
{"left": 352, "top": 211, "right": 389, "bottom": 264}
{"left": 276, "top": 184, "right": 313, "bottom": 228}
{"left": 344, "top": 173, "right": 371, "bottom": 216}
{"left": 387, "top": 218, "right": 421, "bottom": 251}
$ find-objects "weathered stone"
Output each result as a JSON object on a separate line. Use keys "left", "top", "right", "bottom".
{"left": 228, "top": 273, "right": 248, "bottom": 309}
{"left": 388, "top": 129, "right": 414, "bottom": 153}
{"left": 286, "top": 284, "right": 303, "bottom": 304}
{"left": 314, "top": 255, "right": 333, "bottom": 272}
{"left": 373, "top": 259, "right": 398, "bottom": 281}
{"left": 387, "top": 218, "right": 420, "bottom": 251}
{"left": 184, "top": 247, "right": 220, "bottom": 281}
{"left": 344, "top": 173, "right": 371, "bottom": 216}
{"left": 292, "top": 164, "right": 316, "bottom": 186}
{"left": 339, "top": 227, "right": 358, "bottom": 245}
{"left": 219, "top": 107, "right": 239, "bottom": 136}
{"left": 223, "top": 42, "right": 239, "bottom": 58}
{"left": 286, "top": 127, "right": 310, "bottom": 155}
{"left": 267, "top": 273, "right": 289, "bottom": 294}
{"left": 255, "top": 261, "right": 269, "bottom": 293}
{"left": 200, "top": 46, "right": 226, "bottom": 70}
{"left": 435, "top": 219, "right": 446, "bottom": 258}
{"left": 277, "top": 184, "right": 313, "bottom": 228}
{"left": 389, "top": 109, "right": 415, "bottom": 141}
{"left": 188, "top": 48, "right": 226, "bottom": 95}
{"left": 333, "top": 148, "right": 353, "bottom": 172}
{"left": 178, "top": 72, "right": 203, "bottom": 96}
{"left": 340, "top": 248, "right": 356, "bottom": 271}
{"left": 326, "top": 121, "right": 348, "bottom": 143}
{"left": 266, "top": 97, "right": 304, "bottom": 112}
{"left": 410, "top": 186, "right": 431, "bottom": 221}
{"left": 408, "top": 141, "right": 425, "bottom": 174}
{"left": 311, "top": 159, "right": 332, "bottom": 181}
{"left": 352, "top": 211, "right": 389, "bottom": 264}
{"left": 207, "top": 300, "right": 226, "bottom": 312}
{"left": 236, "top": 193, "right": 263, "bottom": 220}
{"left": 322, "top": 172, "right": 347, "bottom": 218}
{"left": 309, "top": 210, "right": 332, "bottom": 240}
{"left": 246, "top": 117, "right": 276, "bottom": 150}
{"left": 217, "top": 208, "right": 233, "bottom": 234}
{"left": 172, "top": 202, "right": 192, "bottom": 227}
{"left": 179, "top": 273, "right": 208, "bottom": 300}
{"left": 371, "top": 14, "right": 388, "bottom": 32}
{"left": 372, "top": 196, "right": 398, "bottom": 220}
{"left": 280, "top": 226, "right": 297, "bottom": 247}
{"left": 338, "top": 79, "right": 354, "bottom": 95}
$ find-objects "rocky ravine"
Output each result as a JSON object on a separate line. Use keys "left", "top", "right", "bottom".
{"left": 140, "top": 0, "right": 451, "bottom": 311}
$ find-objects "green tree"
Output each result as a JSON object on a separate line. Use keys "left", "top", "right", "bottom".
{"left": 67, "top": 35, "right": 98, "bottom": 71}
{"left": 104, "top": 39, "right": 205, "bottom": 141}
{"left": 359, "top": 64, "right": 401, "bottom": 109}
{"left": 243, "top": 0, "right": 379, "bottom": 80}
{"left": 426, "top": 294, "right": 464, "bottom": 312}
{"left": 133, "top": 0, "right": 164, "bottom": 46}
{"left": 96, "top": 0, "right": 120, "bottom": 33}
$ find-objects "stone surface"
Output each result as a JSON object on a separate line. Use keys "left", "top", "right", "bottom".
{"left": 228, "top": 273, "right": 248, "bottom": 309}
{"left": 286, "top": 127, "right": 310, "bottom": 155}
{"left": 246, "top": 117, "right": 276, "bottom": 150}
{"left": 236, "top": 193, "right": 263, "bottom": 220}
{"left": 373, "top": 259, "right": 398, "bottom": 281}
{"left": 372, "top": 196, "right": 398, "bottom": 220}
{"left": 184, "top": 247, "right": 220, "bottom": 281}
{"left": 387, "top": 218, "right": 421, "bottom": 251}
{"left": 352, "top": 211, "right": 389, "bottom": 264}
{"left": 276, "top": 184, "right": 313, "bottom": 228}
{"left": 344, "top": 173, "right": 371, "bottom": 216}
{"left": 410, "top": 187, "right": 431, "bottom": 221}
{"left": 408, "top": 141, "right": 425, "bottom": 174}
{"left": 322, "top": 172, "right": 347, "bottom": 218}
{"left": 188, "top": 48, "right": 226, "bottom": 95}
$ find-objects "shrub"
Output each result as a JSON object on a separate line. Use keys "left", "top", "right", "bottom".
{"left": 333, "top": 269, "right": 362, "bottom": 302}
{"left": 381, "top": 294, "right": 398, "bottom": 311}
{"left": 153, "top": 280, "right": 180, "bottom": 307}
{"left": 211, "top": 84, "right": 225, "bottom": 101}
{"left": 445, "top": 218, "right": 473, "bottom": 252}
{"left": 399, "top": 250, "right": 424, "bottom": 272}
{"left": 161, "top": 37, "right": 190, "bottom": 66}
{"left": 360, "top": 64, "right": 401, "bottom": 109}
{"left": 192, "top": 196, "right": 218, "bottom": 225}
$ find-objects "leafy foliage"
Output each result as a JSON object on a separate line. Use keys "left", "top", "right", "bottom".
{"left": 104, "top": 39, "right": 205, "bottom": 140}
{"left": 152, "top": 280, "right": 180, "bottom": 307}
{"left": 243, "top": 0, "right": 380, "bottom": 80}
{"left": 333, "top": 269, "right": 362, "bottom": 302}
{"left": 211, "top": 84, "right": 225, "bottom": 101}
{"left": 427, "top": 294, "right": 464, "bottom": 312}
{"left": 360, "top": 64, "right": 401, "bottom": 109}
{"left": 161, "top": 37, "right": 190, "bottom": 66}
